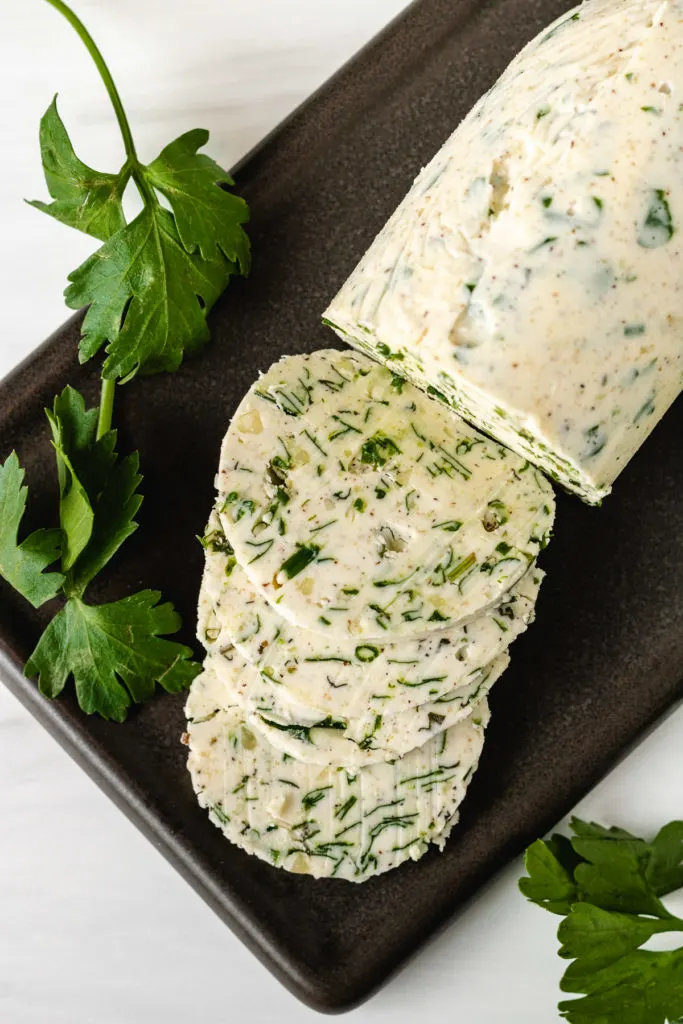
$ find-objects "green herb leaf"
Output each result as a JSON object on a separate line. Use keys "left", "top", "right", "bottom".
{"left": 27, "top": 96, "right": 126, "bottom": 242}
{"left": 25, "top": 590, "right": 200, "bottom": 722}
{"left": 360, "top": 432, "right": 401, "bottom": 468}
{"left": 46, "top": 386, "right": 99, "bottom": 571}
{"left": 46, "top": 386, "right": 142, "bottom": 592}
{"left": 519, "top": 835, "right": 581, "bottom": 915}
{"left": 301, "top": 786, "right": 333, "bottom": 811}
{"left": 0, "top": 452, "right": 63, "bottom": 608}
{"left": 259, "top": 717, "right": 313, "bottom": 744}
{"left": 520, "top": 818, "right": 683, "bottom": 1023}
{"left": 66, "top": 205, "right": 234, "bottom": 381}
{"left": 638, "top": 189, "right": 674, "bottom": 249}
{"left": 67, "top": 446, "right": 142, "bottom": 596}
{"left": 145, "top": 129, "right": 250, "bottom": 270}
{"left": 278, "top": 544, "right": 320, "bottom": 580}
{"left": 558, "top": 903, "right": 673, "bottom": 973}
{"left": 570, "top": 819, "right": 670, "bottom": 918}
{"left": 559, "top": 949, "right": 683, "bottom": 1023}
{"left": 646, "top": 821, "right": 683, "bottom": 896}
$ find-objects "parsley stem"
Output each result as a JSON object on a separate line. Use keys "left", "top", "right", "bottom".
{"left": 131, "top": 167, "right": 159, "bottom": 210}
{"left": 97, "top": 378, "right": 116, "bottom": 440}
{"left": 42, "top": 0, "right": 139, "bottom": 166}
{"left": 43, "top": 0, "right": 132, "bottom": 432}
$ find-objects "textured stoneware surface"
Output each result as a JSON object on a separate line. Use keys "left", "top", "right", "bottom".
{"left": 1, "top": 0, "right": 683, "bottom": 1012}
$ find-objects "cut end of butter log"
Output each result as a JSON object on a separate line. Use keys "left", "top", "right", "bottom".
{"left": 324, "top": 0, "right": 683, "bottom": 504}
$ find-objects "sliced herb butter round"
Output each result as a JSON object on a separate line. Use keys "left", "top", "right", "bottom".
{"left": 185, "top": 665, "right": 489, "bottom": 882}
{"left": 324, "top": 0, "right": 683, "bottom": 505}
{"left": 203, "top": 646, "right": 505, "bottom": 767}
{"left": 200, "top": 507, "right": 543, "bottom": 723}
{"left": 217, "top": 350, "right": 554, "bottom": 639}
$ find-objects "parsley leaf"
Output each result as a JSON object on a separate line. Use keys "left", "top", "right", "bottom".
{"left": 66, "top": 443, "right": 141, "bottom": 597}
{"left": 25, "top": 591, "right": 200, "bottom": 722}
{"left": 560, "top": 945, "right": 683, "bottom": 1024}
{"left": 145, "top": 128, "right": 250, "bottom": 269}
{"left": 520, "top": 818, "right": 683, "bottom": 1023}
{"left": 46, "top": 386, "right": 142, "bottom": 593}
{"left": 570, "top": 820, "right": 670, "bottom": 918}
{"left": 32, "top": 24, "right": 249, "bottom": 386}
{"left": 519, "top": 833, "right": 581, "bottom": 914}
{"left": 46, "top": 386, "right": 99, "bottom": 571}
{"left": 27, "top": 95, "right": 126, "bottom": 242}
{"left": 0, "top": 452, "right": 63, "bottom": 608}
{"left": 13, "top": 385, "right": 197, "bottom": 721}
{"left": 66, "top": 205, "right": 235, "bottom": 381}
{"left": 559, "top": 903, "right": 675, "bottom": 972}
{"left": 646, "top": 821, "right": 683, "bottom": 895}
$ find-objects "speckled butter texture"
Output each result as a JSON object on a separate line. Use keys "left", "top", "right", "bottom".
{"left": 189, "top": 347, "right": 554, "bottom": 877}
{"left": 324, "top": 0, "right": 683, "bottom": 503}
{"left": 185, "top": 664, "right": 489, "bottom": 882}
{"left": 216, "top": 350, "right": 554, "bottom": 639}
{"left": 199, "top": 508, "right": 543, "bottom": 725}
{"left": 201, "top": 644, "right": 506, "bottom": 767}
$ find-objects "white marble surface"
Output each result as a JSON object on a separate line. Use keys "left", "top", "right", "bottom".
{"left": 1, "top": 2, "right": 683, "bottom": 1022}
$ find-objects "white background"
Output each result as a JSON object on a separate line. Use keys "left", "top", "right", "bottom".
{"left": 1, "top": 2, "right": 682, "bottom": 1022}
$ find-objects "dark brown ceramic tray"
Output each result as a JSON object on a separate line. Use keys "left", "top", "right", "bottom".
{"left": 2, "top": 0, "right": 683, "bottom": 1012}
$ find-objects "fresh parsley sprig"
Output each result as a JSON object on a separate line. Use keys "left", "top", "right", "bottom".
{"left": 520, "top": 817, "right": 683, "bottom": 1023}
{"left": 30, "top": 0, "right": 249, "bottom": 383}
{"left": 0, "top": 0, "right": 250, "bottom": 721}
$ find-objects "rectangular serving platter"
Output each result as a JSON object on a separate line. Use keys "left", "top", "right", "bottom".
{"left": 2, "top": 0, "right": 683, "bottom": 1012}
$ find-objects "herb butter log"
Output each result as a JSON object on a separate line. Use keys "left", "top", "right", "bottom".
{"left": 324, "top": 0, "right": 683, "bottom": 504}
{"left": 185, "top": 665, "right": 489, "bottom": 882}
{"left": 217, "top": 350, "right": 554, "bottom": 639}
